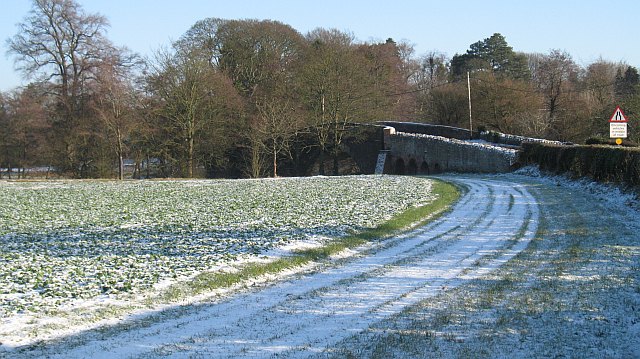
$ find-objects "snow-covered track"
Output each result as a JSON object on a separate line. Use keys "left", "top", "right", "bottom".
{"left": 20, "top": 176, "right": 539, "bottom": 358}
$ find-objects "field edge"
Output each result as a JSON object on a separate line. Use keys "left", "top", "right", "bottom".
{"left": 158, "top": 178, "right": 461, "bottom": 303}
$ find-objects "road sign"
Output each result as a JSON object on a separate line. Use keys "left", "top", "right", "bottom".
{"left": 610, "top": 123, "right": 628, "bottom": 139}
{"left": 609, "top": 106, "right": 628, "bottom": 141}
{"left": 609, "top": 106, "right": 628, "bottom": 123}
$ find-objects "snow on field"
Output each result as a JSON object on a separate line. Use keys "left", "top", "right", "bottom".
{"left": 0, "top": 175, "right": 435, "bottom": 348}
{"left": 2, "top": 176, "right": 539, "bottom": 358}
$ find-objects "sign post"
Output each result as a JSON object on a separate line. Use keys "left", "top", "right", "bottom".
{"left": 609, "top": 106, "right": 628, "bottom": 145}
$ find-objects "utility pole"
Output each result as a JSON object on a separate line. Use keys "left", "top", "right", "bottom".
{"left": 467, "top": 71, "right": 473, "bottom": 139}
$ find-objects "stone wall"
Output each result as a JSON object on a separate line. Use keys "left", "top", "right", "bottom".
{"left": 387, "top": 132, "right": 518, "bottom": 174}
{"left": 378, "top": 121, "right": 476, "bottom": 140}
{"left": 478, "top": 130, "right": 569, "bottom": 147}
{"left": 341, "top": 125, "right": 385, "bottom": 174}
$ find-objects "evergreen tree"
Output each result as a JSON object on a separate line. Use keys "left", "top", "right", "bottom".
{"left": 614, "top": 66, "right": 639, "bottom": 101}
{"left": 450, "top": 33, "right": 530, "bottom": 80}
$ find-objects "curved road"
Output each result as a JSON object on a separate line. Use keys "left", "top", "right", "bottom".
{"left": 35, "top": 176, "right": 540, "bottom": 358}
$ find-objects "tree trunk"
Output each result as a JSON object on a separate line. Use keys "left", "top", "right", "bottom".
{"left": 133, "top": 157, "right": 140, "bottom": 179}
{"left": 319, "top": 92, "right": 327, "bottom": 176}
{"left": 116, "top": 128, "right": 124, "bottom": 180}
{"left": 272, "top": 143, "right": 278, "bottom": 178}
{"left": 250, "top": 140, "right": 262, "bottom": 178}
{"left": 20, "top": 147, "right": 26, "bottom": 179}
{"left": 146, "top": 155, "right": 150, "bottom": 179}
{"left": 118, "top": 155, "right": 124, "bottom": 180}
{"left": 318, "top": 150, "right": 325, "bottom": 175}
{"left": 187, "top": 136, "right": 194, "bottom": 178}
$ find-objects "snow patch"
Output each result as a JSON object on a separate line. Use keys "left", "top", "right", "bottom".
{"left": 514, "top": 165, "right": 639, "bottom": 210}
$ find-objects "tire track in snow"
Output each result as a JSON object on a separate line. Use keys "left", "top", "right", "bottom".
{"left": 40, "top": 176, "right": 539, "bottom": 359}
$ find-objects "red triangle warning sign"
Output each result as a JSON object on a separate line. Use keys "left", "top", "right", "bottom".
{"left": 609, "top": 106, "right": 628, "bottom": 123}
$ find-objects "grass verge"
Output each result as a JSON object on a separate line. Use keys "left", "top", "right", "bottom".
{"left": 160, "top": 178, "right": 460, "bottom": 302}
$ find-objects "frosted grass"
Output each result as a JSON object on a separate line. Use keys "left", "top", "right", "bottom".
{"left": 0, "top": 175, "right": 434, "bottom": 316}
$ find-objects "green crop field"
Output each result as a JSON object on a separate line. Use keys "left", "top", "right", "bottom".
{"left": 0, "top": 175, "right": 436, "bottom": 317}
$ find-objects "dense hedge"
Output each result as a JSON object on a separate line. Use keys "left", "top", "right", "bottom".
{"left": 585, "top": 137, "right": 639, "bottom": 147}
{"left": 519, "top": 142, "right": 640, "bottom": 187}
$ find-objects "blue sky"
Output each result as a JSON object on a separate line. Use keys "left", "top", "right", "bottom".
{"left": 1, "top": 0, "right": 639, "bottom": 92}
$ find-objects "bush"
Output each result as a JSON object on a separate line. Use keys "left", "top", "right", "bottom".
{"left": 520, "top": 142, "right": 640, "bottom": 187}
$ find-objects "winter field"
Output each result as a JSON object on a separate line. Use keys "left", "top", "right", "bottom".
{"left": 0, "top": 176, "right": 438, "bottom": 349}
{"left": 1, "top": 172, "right": 639, "bottom": 358}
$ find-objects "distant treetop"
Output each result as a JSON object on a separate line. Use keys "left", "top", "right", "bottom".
{"left": 451, "top": 33, "right": 530, "bottom": 81}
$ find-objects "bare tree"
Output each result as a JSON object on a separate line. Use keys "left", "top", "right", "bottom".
{"left": 0, "top": 92, "right": 9, "bottom": 178}
{"left": 359, "top": 39, "right": 412, "bottom": 120}
{"left": 300, "top": 29, "right": 392, "bottom": 175}
{"left": 410, "top": 51, "right": 449, "bottom": 122}
{"left": 530, "top": 50, "right": 580, "bottom": 139}
{"left": 580, "top": 59, "right": 624, "bottom": 138}
{"left": 176, "top": 19, "right": 307, "bottom": 178}
{"left": 254, "top": 98, "right": 301, "bottom": 177}
{"left": 148, "top": 48, "right": 244, "bottom": 178}
{"left": 8, "top": 0, "right": 112, "bottom": 115}
{"left": 427, "top": 83, "right": 469, "bottom": 128}
{"left": 0, "top": 85, "right": 51, "bottom": 178}
{"left": 417, "top": 51, "right": 449, "bottom": 91}
{"left": 471, "top": 72, "right": 543, "bottom": 136}
{"left": 7, "top": 0, "right": 119, "bottom": 175}
{"left": 91, "top": 53, "right": 142, "bottom": 180}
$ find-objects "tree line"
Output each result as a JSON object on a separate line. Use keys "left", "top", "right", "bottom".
{"left": 1, "top": 0, "right": 639, "bottom": 179}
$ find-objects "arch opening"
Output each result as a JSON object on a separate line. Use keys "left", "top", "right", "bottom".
{"left": 394, "top": 158, "right": 405, "bottom": 175}
{"left": 420, "top": 161, "right": 429, "bottom": 174}
{"left": 407, "top": 158, "right": 418, "bottom": 175}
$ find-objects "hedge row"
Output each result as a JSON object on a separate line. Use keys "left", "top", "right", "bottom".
{"left": 519, "top": 142, "right": 640, "bottom": 187}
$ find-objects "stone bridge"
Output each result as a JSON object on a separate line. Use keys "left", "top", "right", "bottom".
{"left": 344, "top": 121, "right": 556, "bottom": 175}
